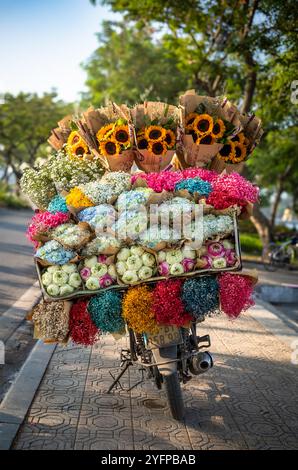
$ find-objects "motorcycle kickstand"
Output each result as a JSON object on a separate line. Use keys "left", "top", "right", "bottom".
{"left": 107, "top": 359, "right": 133, "bottom": 393}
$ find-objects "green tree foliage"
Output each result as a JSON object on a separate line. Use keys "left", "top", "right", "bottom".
{"left": 82, "top": 21, "right": 189, "bottom": 106}
{"left": 0, "top": 92, "right": 72, "bottom": 183}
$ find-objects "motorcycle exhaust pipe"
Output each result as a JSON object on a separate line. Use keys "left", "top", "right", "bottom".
{"left": 189, "top": 351, "right": 213, "bottom": 375}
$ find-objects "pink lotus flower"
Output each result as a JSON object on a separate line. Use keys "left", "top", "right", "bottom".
{"left": 158, "top": 261, "right": 170, "bottom": 276}
{"left": 182, "top": 258, "right": 195, "bottom": 272}
{"left": 200, "top": 255, "right": 212, "bottom": 268}
{"left": 207, "top": 242, "right": 225, "bottom": 258}
{"left": 225, "top": 249, "right": 237, "bottom": 266}
{"left": 80, "top": 267, "right": 91, "bottom": 280}
{"left": 98, "top": 254, "right": 108, "bottom": 264}
{"left": 99, "top": 273, "right": 114, "bottom": 288}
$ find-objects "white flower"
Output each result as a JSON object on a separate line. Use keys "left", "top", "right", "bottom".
{"left": 122, "top": 271, "right": 139, "bottom": 284}
{"left": 60, "top": 285, "right": 74, "bottom": 296}
{"left": 53, "top": 271, "right": 69, "bottom": 286}
{"left": 212, "top": 257, "right": 227, "bottom": 269}
{"left": 130, "top": 245, "right": 144, "bottom": 257}
{"left": 42, "top": 272, "right": 53, "bottom": 286}
{"left": 86, "top": 276, "right": 100, "bottom": 290}
{"left": 170, "top": 263, "right": 184, "bottom": 275}
{"left": 138, "top": 266, "right": 153, "bottom": 280}
{"left": 61, "top": 263, "right": 77, "bottom": 274}
{"left": 47, "top": 265, "right": 60, "bottom": 274}
{"left": 126, "top": 255, "right": 142, "bottom": 271}
{"left": 157, "top": 251, "right": 166, "bottom": 262}
{"left": 116, "top": 261, "right": 127, "bottom": 276}
{"left": 68, "top": 273, "right": 82, "bottom": 288}
{"left": 142, "top": 252, "right": 156, "bottom": 267}
{"left": 84, "top": 256, "right": 98, "bottom": 268}
{"left": 108, "top": 264, "right": 117, "bottom": 279}
{"left": 166, "top": 249, "right": 183, "bottom": 265}
{"left": 222, "top": 240, "right": 234, "bottom": 250}
{"left": 47, "top": 284, "right": 60, "bottom": 296}
{"left": 182, "top": 247, "right": 196, "bottom": 260}
{"left": 117, "top": 247, "right": 131, "bottom": 261}
{"left": 91, "top": 263, "right": 108, "bottom": 277}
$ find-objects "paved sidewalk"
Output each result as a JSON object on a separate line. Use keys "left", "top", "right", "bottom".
{"left": 12, "top": 307, "right": 298, "bottom": 450}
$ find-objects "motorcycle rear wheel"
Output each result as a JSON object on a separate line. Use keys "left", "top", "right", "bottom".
{"left": 164, "top": 372, "right": 185, "bottom": 421}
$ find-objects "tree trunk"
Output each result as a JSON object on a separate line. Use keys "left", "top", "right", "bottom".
{"left": 250, "top": 204, "right": 273, "bottom": 250}
{"left": 270, "top": 180, "right": 284, "bottom": 230}
{"left": 241, "top": 52, "right": 257, "bottom": 114}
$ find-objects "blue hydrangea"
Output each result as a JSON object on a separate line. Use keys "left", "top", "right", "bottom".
{"left": 35, "top": 240, "right": 76, "bottom": 265}
{"left": 175, "top": 177, "right": 212, "bottom": 197}
{"left": 47, "top": 195, "right": 68, "bottom": 214}
{"left": 88, "top": 291, "right": 124, "bottom": 333}
{"left": 182, "top": 276, "right": 219, "bottom": 321}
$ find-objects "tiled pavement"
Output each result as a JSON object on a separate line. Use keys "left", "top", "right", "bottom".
{"left": 12, "top": 308, "right": 298, "bottom": 450}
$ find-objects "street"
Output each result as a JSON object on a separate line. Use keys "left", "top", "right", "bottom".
{"left": 0, "top": 208, "right": 35, "bottom": 315}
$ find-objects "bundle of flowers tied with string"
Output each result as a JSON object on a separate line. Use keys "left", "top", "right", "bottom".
{"left": 74, "top": 104, "right": 135, "bottom": 172}
{"left": 131, "top": 101, "right": 182, "bottom": 173}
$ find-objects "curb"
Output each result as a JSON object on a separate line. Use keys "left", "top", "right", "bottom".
{"left": 0, "top": 340, "right": 56, "bottom": 450}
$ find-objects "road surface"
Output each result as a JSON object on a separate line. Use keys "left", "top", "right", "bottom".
{"left": 0, "top": 208, "right": 35, "bottom": 315}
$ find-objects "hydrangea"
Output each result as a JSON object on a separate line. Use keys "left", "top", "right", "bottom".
{"left": 81, "top": 235, "right": 121, "bottom": 256}
{"left": 116, "top": 188, "right": 153, "bottom": 210}
{"left": 35, "top": 240, "right": 76, "bottom": 265}
{"left": 77, "top": 204, "right": 117, "bottom": 231}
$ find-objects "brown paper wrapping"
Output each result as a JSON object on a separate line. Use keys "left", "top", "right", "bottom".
{"left": 134, "top": 149, "right": 175, "bottom": 173}
{"left": 105, "top": 149, "right": 135, "bottom": 172}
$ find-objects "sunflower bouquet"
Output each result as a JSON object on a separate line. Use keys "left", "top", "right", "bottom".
{"left": 131, "top": 101, "right": 182, "bottom": 173}
{"left": 178, "top": 90, "right": 246, "bottom": 169}
{"left": 74, "top": 104, "right": 135, "bottom": 172}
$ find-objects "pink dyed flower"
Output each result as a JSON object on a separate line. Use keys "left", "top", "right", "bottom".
{"left": 200, "top": 255, "right": 212, "bottom": 268}
{"left": 225, "top": 249, "right": 237, "bottom": 266}
{"left": 158, "top": 261, "right": 170, "bottom": 276}
{"left": 207, "top": 242, "right": 225, "bottom": 258}
{"left": 26, "top": 211, "right": 69, "bottom": 248}
{"left": 99, "top": 273, "right": 114, "bottom": 288}
{"left": 182, "top": 258, "right": 195, "bottom": 272}
{"left": 207, "top": 172, "right": 259, "bottom": 210}
{"left": 98, "top": 254, "right": 108, "bottom": 264}
{"left": 80, "top": 267, "right": 91, "bottom": 280}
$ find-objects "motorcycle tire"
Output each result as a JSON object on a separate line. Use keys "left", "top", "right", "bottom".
{"left": 164, "top": 372, "right": 185, "bottom": 421}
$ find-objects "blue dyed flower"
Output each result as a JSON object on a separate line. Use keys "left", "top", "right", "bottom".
{"left": 48, "top": 195, "right": 68, "bottom": 214}
{"left": 175, "top": 177, "right": 212, "bottom": 197}
{"left": 88, "top": 291, "right": 124, "bottom": 333}
{"left": 182, "top": 276, "right": 219, "bottom": 321}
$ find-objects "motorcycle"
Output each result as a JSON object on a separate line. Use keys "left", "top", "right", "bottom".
{"left": 107, "top": 322, "right": 213, "bottom": 421}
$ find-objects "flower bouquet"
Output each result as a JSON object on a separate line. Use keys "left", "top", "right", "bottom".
{"left": 75, "top": 104, "right": 135, "bottom": 172}
{"left": 178, "top": 89, "right": 242, "bottom": 169}
{"left": 131, "top": 101, "right": 182, "bottom": 173}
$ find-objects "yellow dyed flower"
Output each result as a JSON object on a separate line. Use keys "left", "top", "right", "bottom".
{"left": 193, "top": 114, "right": 213, "bottom": 135}
{"left": 232, "top": 142, "right": 247, "bottom": 163}
{"left": 195, "top": 134, "right": 215, "bottom": 145}
{"left": 137, "top": 135, "right": 149, "bottom": 150}
{"left": 122, "top": 285, "right": 158, "bottom": 334}
{"left": 164, "top": 129, "right": 176, "bottom": 149}
{"left": 96, "top": 124, "right": 114, "bottom": 143}
{"left": 67, "top": 139, "right": 89, "bottom": 158}
{"left": 216, "top": 142, "right": 236, "bottom": 162}
{"left": 99, "top": 139, "right": 121, "bottom": 157}
{"left": 211, "top": 119, "right": 225, "bottom": 139}
{"left": 185, "top": 113, "right": 198, "bottom": 131}
{"left": 66, "top": 187, "right": 94, "bottom": 208}
{"left": 113, "top": 125, "right": 130, "bottom": 146}
{"left": 145, "top": 125, "right": 166, "bottom": 142}
{"left": 148, "top": 140, "right": 168, "bottom": 156}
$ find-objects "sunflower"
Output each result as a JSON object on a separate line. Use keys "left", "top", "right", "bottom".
{"left": 67, "top": 131, "right": 82, "bottom": 147}
{"left": 164, "top": 129, "right": 176, "bottom": 148}
{"left": 99, "top": 139, "right": 121, "bottom": 157}
{"left": 232, "top": 142, "right": 247, "bottom": 163}
{"left": 193, "top": 114, "right": 213, "bottom": 135}
{"left": 185, "top": 113, "right": 198, "bottom": 131}
{"left": 113, "top": 125, "right": 130, "bottom": 146}
{"left": 196, "top": 134, "right": 215, "bottom": 145}
{"left": 148, "top": 140, "right": 168, "bottom": 156}
{"left": 230, "top": 132, "right": 245, "bottom": 144}
{"left": 69, "top": 141, "right": 89, "bottom": 158}
{"left": 137, "top": 136, "right": 149, "bottom": 150}
{"left": 211, "top": 119, "right": 225, "bottom": 139}
{"left": 145, "top": 125, "right": 166, "bottom": 142}
{"left": 96, "top": 124, "right": 114, "bottom": 143}
{"left": 217, "top": 142, "right": 236, "bottom": 162}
